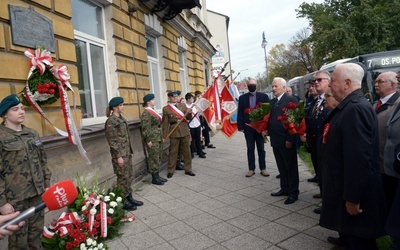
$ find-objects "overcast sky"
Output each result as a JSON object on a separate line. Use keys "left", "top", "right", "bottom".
{"left": 206, "top": 0, "right": 324, "bottom": 81}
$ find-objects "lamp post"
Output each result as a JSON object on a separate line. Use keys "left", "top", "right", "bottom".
{"left": 232, "top": 69, "right": 248, "bottom": 82}
{"left": 261, "top": 31, "right": 268, "bottom": 91}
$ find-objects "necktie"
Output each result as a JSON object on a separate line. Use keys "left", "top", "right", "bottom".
{"left": 312, "top": 96, "right": 320, "bottom": 117}
{"left": 375, "top": 100, "right": 382, "bottom": 110}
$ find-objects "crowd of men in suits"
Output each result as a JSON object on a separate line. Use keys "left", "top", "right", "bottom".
{"left": 237, "top": 63, "right": 400, "bottom": 249}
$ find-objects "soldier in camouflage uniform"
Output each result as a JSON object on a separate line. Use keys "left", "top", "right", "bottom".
{"left": 162, "top": 91, "right": 196, "bottom": 178}
{"left": 0, "top": 94, "right": 51, "bottom": 249}
{"left": 140, "top": 94, "right": 168, "bottom": 185}
{"left": 105, "top": 97, "right": 143, "bottom": 211}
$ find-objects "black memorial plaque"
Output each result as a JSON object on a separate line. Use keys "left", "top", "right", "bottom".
{"left": 9, "top": 5, "right": 55, "bottom": 52}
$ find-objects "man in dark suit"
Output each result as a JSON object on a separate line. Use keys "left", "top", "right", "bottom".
{"left": 305, "top": 70, "right": 331, "bottom": 195}
{"left": 237, "top": 79, "right": 270, "bottom": 177}
{"left": 268, "top": 77, "right": 299, "bottom": 205}
{"left": 320, "top": 63, "right": 386, "bottom": 249}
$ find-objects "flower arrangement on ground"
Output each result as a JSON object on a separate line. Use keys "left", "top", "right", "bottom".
{"left": 42, "top": 175, "right": 134, "bottom": 249}
{"left": 277, "top": 101, "right": 307, "bottom": 135}
{"left": 245, "top": 102, "right": 271, "bottom": 142}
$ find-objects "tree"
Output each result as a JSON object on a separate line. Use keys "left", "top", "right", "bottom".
{"left": 297, "top": 0, "right": 400, "bottom": 64}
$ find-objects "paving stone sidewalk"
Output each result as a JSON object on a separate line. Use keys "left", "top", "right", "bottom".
{"left": 108, "top": 133, "right": 339, "bottom": 250}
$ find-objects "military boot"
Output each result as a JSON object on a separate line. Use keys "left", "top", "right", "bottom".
{"left": 152, "top": 173, "right": 164, "bottom": 185}
{"left": 127, "top": 193, "right": 144, "bottom": 207}
{"left": 156, "top": 172, "right": 168, "bottom": 183}
{"left": 123, "top": 199, "right": 137, "bottom": 211}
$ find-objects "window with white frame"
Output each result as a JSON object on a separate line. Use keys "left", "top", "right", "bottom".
{"left": 71, "top": 0, "right": 109, "bottom": 120}
{"left": 179, "top": 50, "right": 188, "bottom": 96}
{"left": 146, "top": 34, "right": 162, "bottom": 110}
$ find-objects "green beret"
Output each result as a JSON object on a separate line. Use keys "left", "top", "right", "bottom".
{"left": 176, "top": 90, "right": 181, "bottom": 96}
{"left": 143, "top": 93, "right": 155, "bottom": 103}
{"left": 167, "top": 91, "right": 178, "bottom": 97}
{"left": 108, "top": 97, "right": 124, "bottom": 108}
{"left": 0, "top": 94, "right": 21, "bottom": 117}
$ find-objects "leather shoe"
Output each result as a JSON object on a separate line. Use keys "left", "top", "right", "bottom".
{"left": 276, "top": 174, "right": 280, "bottom": 179}
{"left": 260, "top": 170, "right": 270, "bottom": 177}
{"left": 313, "top": 193, "right": 322, "bottom": 199}
{"left": 207, "top": 144, "right": 216, "bottom": 148}
{"left": 199, "top": 155, "right": 206, "bottom": 158}
{"left": 123, "top": 202, "right": 137, "bottom": 211}
{"left": 185, "top": 171, "right": 196, "bottom": 176}
{"left": 284, "top": 195, "right": 298, "bottom": 205}
{"left": 176, "top": 162, "right": 184, "bottom": 171}
{"left": 167, "top": 173, "right": 173, "bottom": 178}
{"left": 327, "top": 236, "right": 347, "bottom": 247}
{"left": 313, "top": 207, "right": 322, "bottom": 214}
{"left": 307, "top": 176, "right": 318, "bottom": 183}
{"left": 271, "top": 190, "right": 289, "bottom": 196}
{"left": 245, "top": 170, "right": 255, "bottom": 177}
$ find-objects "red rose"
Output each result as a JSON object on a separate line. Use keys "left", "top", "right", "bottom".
{"left": 82, "top": 222, "right": 89, "bottom": 229}
{"left": 73, "top": 238, "right": 80, "bottom": 247}
{"left": 245, "top": 108, "right": 252, "bottom": 115}
{"left": 107, "top": 217, "right": 112, "bottom": 224}
{"left": 94, "top": 221, "right": 100, "bottom": 228}
{"left": 48, "top": 89, "right": 55, "bottom": 95}
{"left": 96, "top": 214, "right": 101, "bottom": 221}
{"left": 83, "top": 210, "right": 89, "bottom": 215}
{"left": 287, "top": 102, "right": 298, "bottom": 109}
{"left": 281, "top": 108, "right": 287, "bottom": 113}
{"left": 66, "top": 242, "right": 73, "bottom": 250}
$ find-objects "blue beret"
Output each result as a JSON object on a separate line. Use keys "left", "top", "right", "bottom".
{"left": 108, "top": 97, "right": 124, "bottom": 108}
{"left": 143, "top": 93, "right": 155, "bottom": 103}
{"left": 0, "top": 94, "right": 21, "bottom": 117}
{"left": 167, "top": 91, "right": 178, "bottom": 97}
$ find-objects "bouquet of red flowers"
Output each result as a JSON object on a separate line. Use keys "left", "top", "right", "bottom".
{"left": 277, "top": 101, "right": 306, "bottom": 135}
{"left": 245, "top": 102, "right": 271, "bottom": 142}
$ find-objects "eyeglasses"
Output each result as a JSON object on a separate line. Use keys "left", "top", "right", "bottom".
{"left": 314, "top": 78, "right": 329, "bottom": 82}
{"left": 374, "top": 80, "right": 388, "bottom": 84}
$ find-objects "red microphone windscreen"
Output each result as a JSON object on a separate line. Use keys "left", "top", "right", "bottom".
{"left": 41, "top": 180, "right": 78, "bottom": 210}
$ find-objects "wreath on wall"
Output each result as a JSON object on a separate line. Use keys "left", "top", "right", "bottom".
{"left": 20, "top": 47, "right": 63, "bottom": 106}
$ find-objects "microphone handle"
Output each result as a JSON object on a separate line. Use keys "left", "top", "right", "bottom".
{"left": 0, "top": 203, "right": 46, "bottom": 229}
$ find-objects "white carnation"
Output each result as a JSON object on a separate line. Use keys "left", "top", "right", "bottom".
{"left": 104, "top": 196, "right": 110, "bottom": 202}
{"left": 109, "top": 192, "right": 115, "bottom": 197}
{"left": 116, "top": 197, "right": 122, "bottom": 202}
{"left": 98, "top": 243, "right": 104, "bottom": 249}
{"left": 108, "top": 208, "right": 114, "bottom": 214}
{"left": 94, "top": 200, "right": 100, "bottom": 206}
{"left": 86, "top": 238, "right": 93, "bottom": 246}
{"left": 90, "top": 208, "right": 97, "bottom": 215}
{"left": 110, "top": 201, "right": 118, "bottom": 208}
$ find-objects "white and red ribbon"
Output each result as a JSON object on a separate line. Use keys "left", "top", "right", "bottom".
{"left": 167, "top": 103, "right": 187, "bottom": 123}
{"left": 24, "top": 48, "right": 91, "bottom": 165}
{"left": 24, "top": 48, "right": 53, "bottom": 76}
{"left": 145, "top": 107, "right": 162, "bottom": 123}
{"left": 43, "top": 212, "right": 80, "bottom": 238}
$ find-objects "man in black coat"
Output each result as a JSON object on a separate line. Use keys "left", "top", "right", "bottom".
{"left": 237, "top": 79, "right": 270, "bottom": 177}
{"left": 320, "top": 63, "right": 386, "bottom": 249}
{"left": 268, "top": 77, "right": 299, "bottom": 205}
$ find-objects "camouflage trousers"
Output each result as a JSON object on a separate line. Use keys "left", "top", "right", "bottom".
{"left": 8, "top": 195, "right": 43, "bottom": 250}
{"left": 146, "top": 141, "right": 162, "bottom": 174}
{"left": 112, "top": 155, "right": 133, "bottom": 198}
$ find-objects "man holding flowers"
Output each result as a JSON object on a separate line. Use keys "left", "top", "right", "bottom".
{"left": 237, "top": 79, "right": 270, "bottom": 178}
{"left": 268, "top": 77, "right": 300, "bottom": 205}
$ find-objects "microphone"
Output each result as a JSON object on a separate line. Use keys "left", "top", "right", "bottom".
{"left": 0, "top": 180, "right": 78, "bottom": 229}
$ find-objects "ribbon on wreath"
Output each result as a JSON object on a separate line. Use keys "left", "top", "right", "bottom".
{"left": 85, "top": 194, "right": 107, "bottom": 238}
{"left": 43, "top": 212, "right": 80, "bottom": 238}
{"left": 23, "top": 48, "right": 91, "bottom": 165}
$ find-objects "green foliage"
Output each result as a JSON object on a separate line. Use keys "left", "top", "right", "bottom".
{"left": 248, "top": 103, "right": 271, "bottom": 122}
{"left": 20, "top": 68, "right": 59, "bottom": 106}
{"left": 296, "top": 0, "right": 400, "bottom": 64}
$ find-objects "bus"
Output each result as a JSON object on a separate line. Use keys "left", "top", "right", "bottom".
{"left": 296, "top": 50, "right": 400, "bottom": 102}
